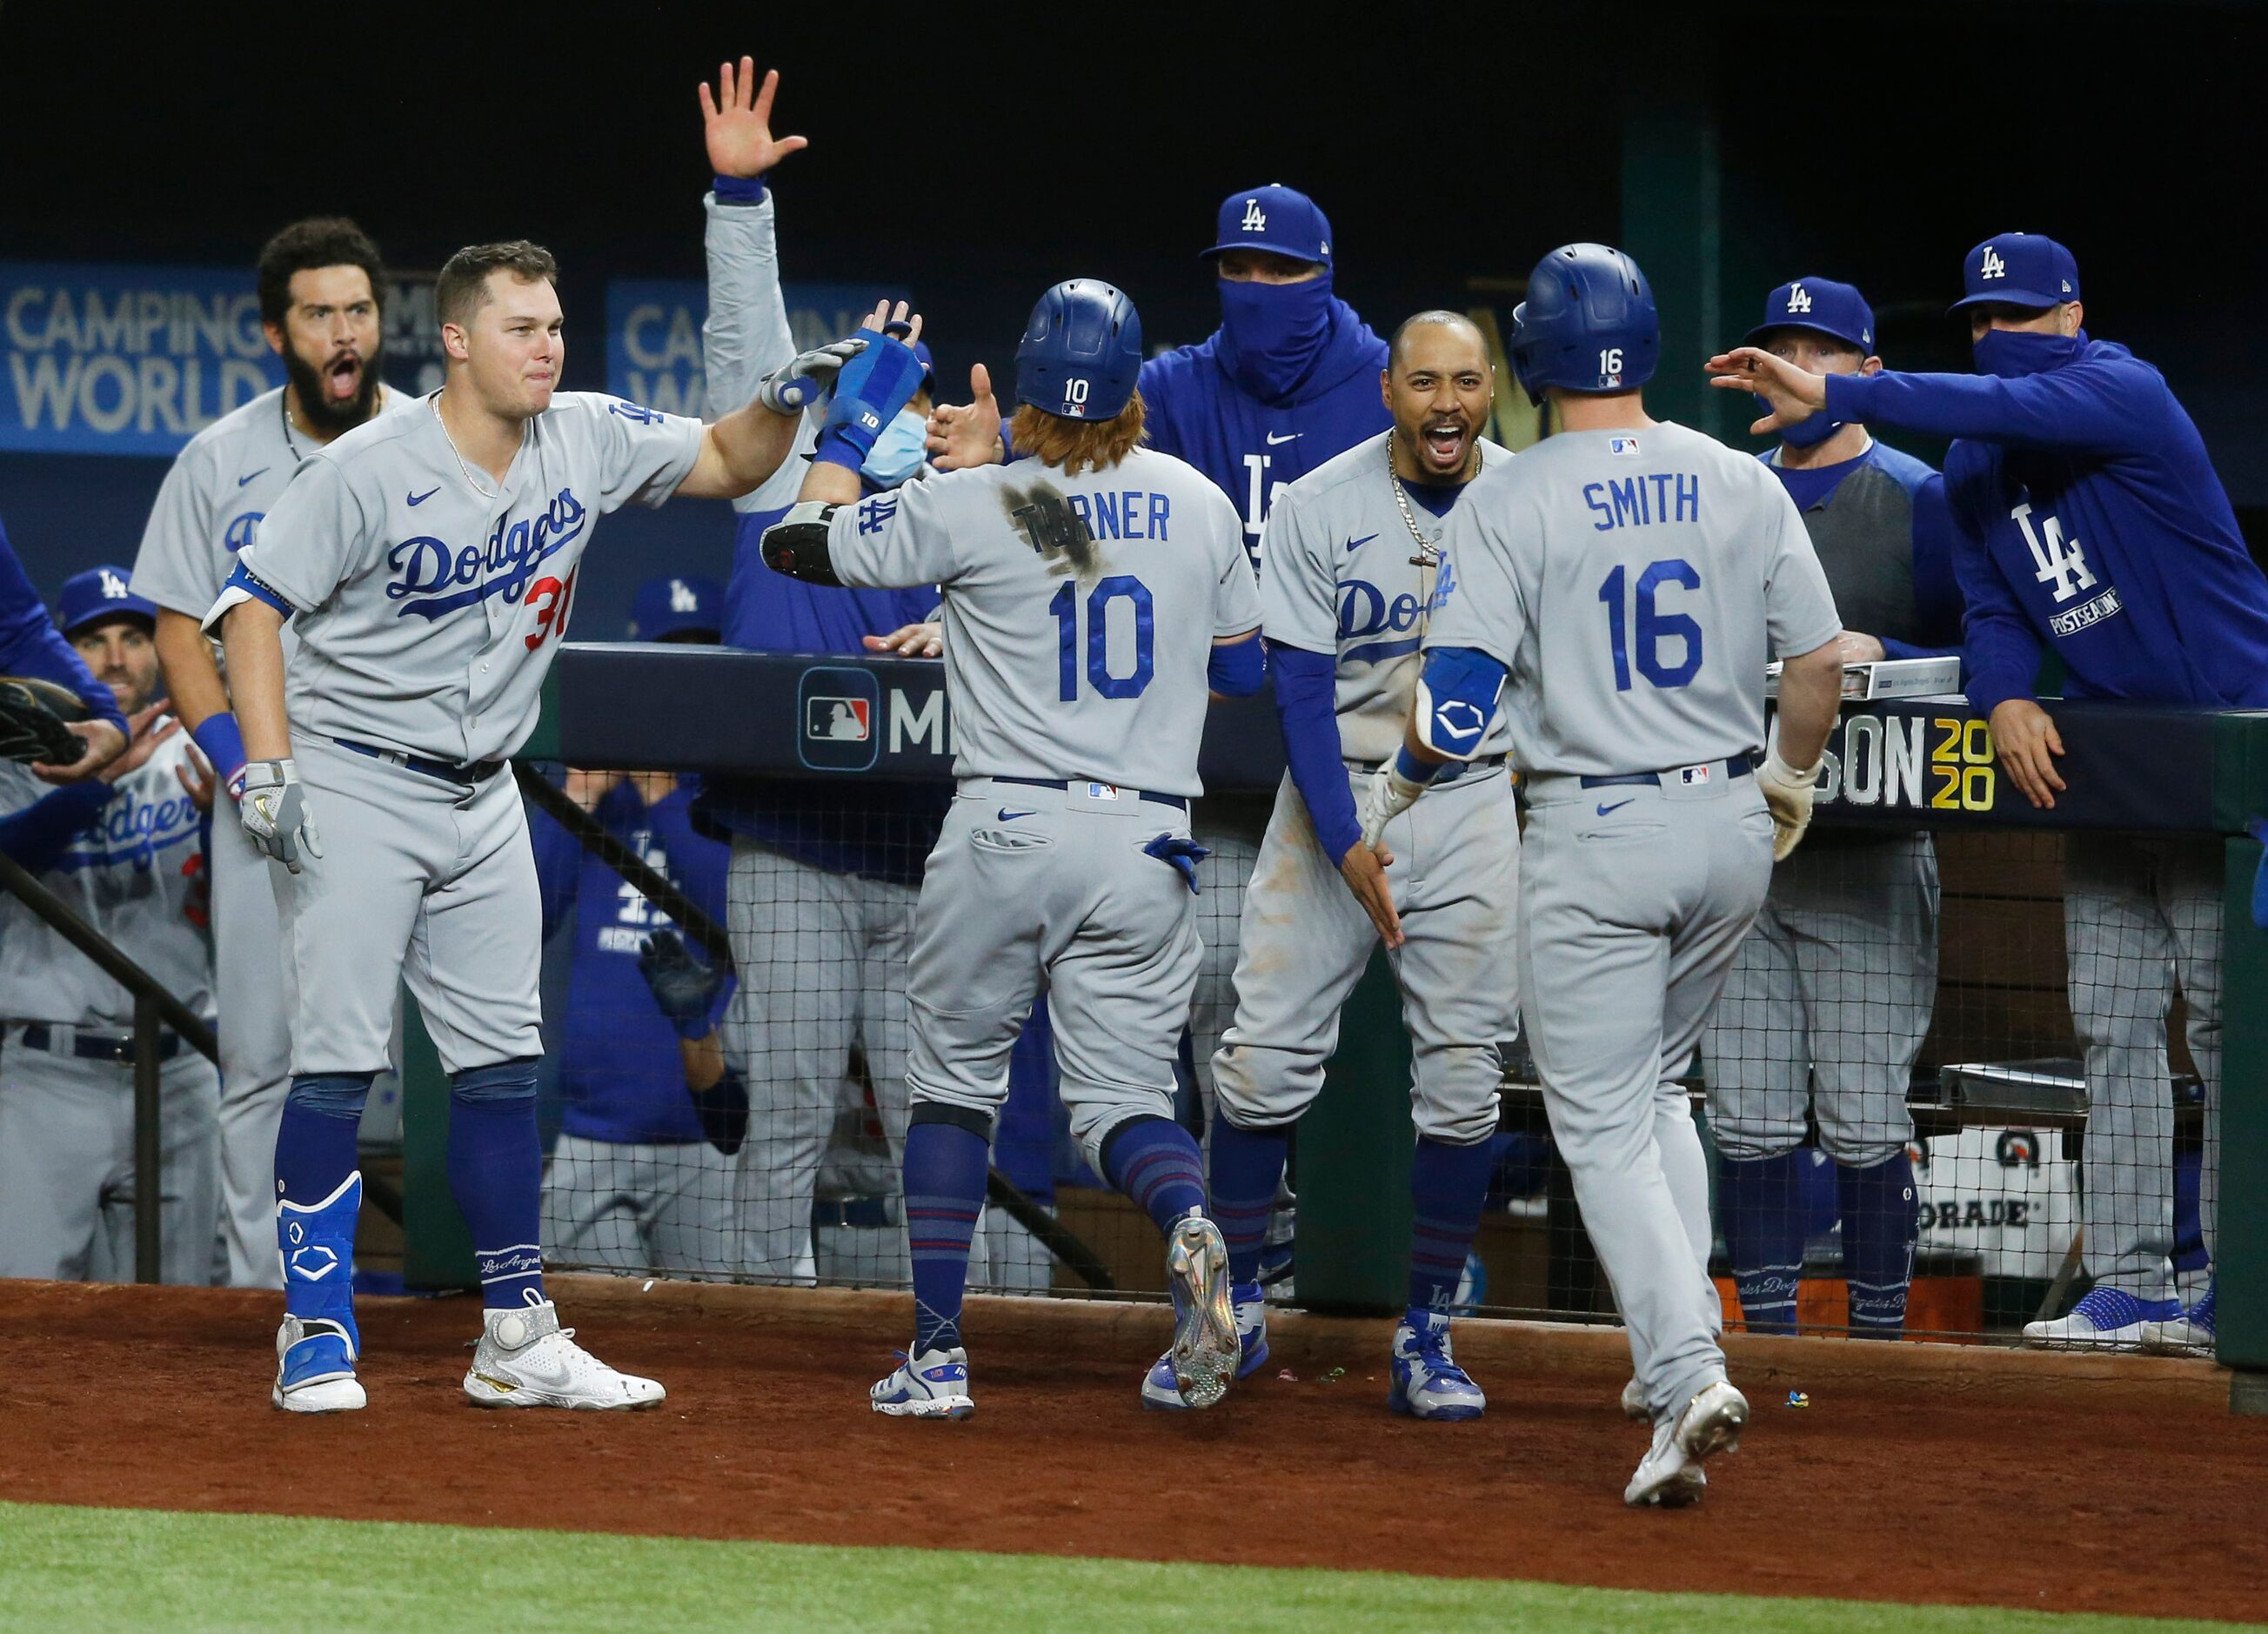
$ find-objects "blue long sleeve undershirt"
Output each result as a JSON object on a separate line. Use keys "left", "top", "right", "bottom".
{"left": 1267, "top": 641, "right": 1361, "bottom": 865}
{"left": 0, "top": 781, "right": 115, "bottom": 874}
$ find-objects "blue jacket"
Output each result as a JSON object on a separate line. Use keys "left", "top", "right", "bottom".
{"left": 1139, "top": 299, "right": 1391, "bottom": 552}
{"left": 0, "top": 517, "right": 129, "bottom": 734}
{"left": 531, "top": 778, "right": 733, "bottom": 1146}
{"left": 1826, "top": 339, "right": 2268, "bottom": 715}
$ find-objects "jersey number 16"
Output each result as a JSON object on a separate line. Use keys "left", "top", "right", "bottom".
{"left": 1598, "top": 559, "right": 1703, "bottom": 691}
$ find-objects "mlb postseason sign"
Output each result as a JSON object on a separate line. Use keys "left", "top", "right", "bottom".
{"left": 2, "top": 261, "right": 443, "bottom": 456}
{"left": 1, "top": 262, "right": 285, "bottom": 455}
{"left": 606, "top": 279, "right": 910, "bottom": 416}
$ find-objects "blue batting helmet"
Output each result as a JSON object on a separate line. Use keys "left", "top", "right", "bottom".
{"left": 1014, "top": 279, "right": 1142, "bottom": 421}
{"left": 1509, "top": 244, "right": 1659, "bottom": 398}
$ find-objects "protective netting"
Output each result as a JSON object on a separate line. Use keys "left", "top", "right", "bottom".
{"left": 527, "top": 764, "right": 2217, "bottom": 1341}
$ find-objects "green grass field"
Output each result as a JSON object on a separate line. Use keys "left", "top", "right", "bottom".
{"left": 0, "top": 1501, "right": 2252, "bottom": 1633}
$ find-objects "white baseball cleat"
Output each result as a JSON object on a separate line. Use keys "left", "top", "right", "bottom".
{"left": 2021, "top": 1288, "right": 2177, "bottom": 1352}
{"left": 872, "top": 1348, "right": 976, "bottom": 1419}
{"left": 462, "top": 1299, "right": 665, "bottom": 1410}
{"left": 1624, "top": 1378, "right": 1748, "bottom": 1509}
{"left": 272, "top": 1316, "right": 366, "bottom": 1414}
{"left": 1620, "top": 1376, "right": 1648, "bottom": 1421}
{"left": 1163, "top": 1215, "right": 1239, "bottom": 1410}
{"left": 2142, "top": 1281, "right": 2217, "bottom": 1359}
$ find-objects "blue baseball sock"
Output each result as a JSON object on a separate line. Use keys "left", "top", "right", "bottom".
{"left": 275, "top": 1074, "right": 372, "bottom": 1330}
{"left": 447, "top": 1059, "right": 545, "bottom": 1310}
{"left": 1102, "top": 1115, "right": 1208, "bottom": 1236}
{"left": 1408, "top": 1135, "right": 1495, "bottom": 1322}
{"left": 1208, "top": 1116, "right": 1289, "bottom": 1285}
{"left": 1837, "top": 1152, "right": 1918, "bottom": 1337}
{"left": 1718, "top": 1150, "right": 1806, "bottom": 1335}
{"left": 905, "top": 1108, "right": 990, "bottom": 1356}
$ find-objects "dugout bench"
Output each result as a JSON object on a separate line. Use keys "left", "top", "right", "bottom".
{"left": 385, "top": 646, "right": 2267, "bottom": 1402}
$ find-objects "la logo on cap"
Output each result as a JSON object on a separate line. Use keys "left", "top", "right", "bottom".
{"left": 1241, "top": 198, "right": 1266, "bottom": 231}
{"left": 1981, "top": 247, "right": 2008, "bottom": 279}
{"left": 669, "top": 579, "right": 698, "bottom": 613}
{"left": 100, "top": 570, "right": 128, "bottom": 599}
{"left": 1786, "top": 283, "right": 1812, "bottom": 314}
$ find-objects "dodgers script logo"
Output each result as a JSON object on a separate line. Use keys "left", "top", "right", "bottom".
{"left": 386, "top": 486, "right": 587, "bottom": 620}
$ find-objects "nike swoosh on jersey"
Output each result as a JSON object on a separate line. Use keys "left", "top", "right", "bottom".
{"left": 1265, "top": 432, "right": 1301, "bottom": 445}
{"left": 1596, "top": 799, "right": 1636, "bottom": 815}
{"left": 407, "top": 486, "right": 441, "bottom": 506}
{"left": 997, "top": 807, "right": 1036, "bottom": 822}
{"left": 1344, "top": 532, "right": 1379, "bottom": 553}
{"left": 237, "top": 467, "right": 269, "bottom": 486}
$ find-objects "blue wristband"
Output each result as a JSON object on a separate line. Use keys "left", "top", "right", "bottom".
{"left": 1394, "top": 744, "right": 1447, "bottom": 786}
{"left": 191, "top": 711, "right": 249, "bottom": 795}
{"left": 712, "top": 173, "right": 767, "bottom": 205}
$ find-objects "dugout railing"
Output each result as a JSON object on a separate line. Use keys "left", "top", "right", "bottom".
{"left": 382, "top": 644, "right": 2265, "bottom": 1403}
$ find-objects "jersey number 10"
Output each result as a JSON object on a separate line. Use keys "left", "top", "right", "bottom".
{"left": 1051, "top": 576, "right": 1155, "bottom": 700}
{"left": 1598, "top": 559, "right": 1703, "bottom": 691}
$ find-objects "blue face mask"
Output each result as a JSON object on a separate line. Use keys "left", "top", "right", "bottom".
{"left": 860, "top": 407, "right": 928, "bottom": 487}
{"left": 1972, "top": 325, "right": 2084, "bottom": 380}
{"left": 1216, "top": 271, "right": 1335, "bottom": 401}
{"left": 1776, "top": 406, "right": 1843, "bottom": 449}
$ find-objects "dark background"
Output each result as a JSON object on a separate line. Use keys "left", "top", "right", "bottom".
{"left": 2, "top": 1, "right": 2261, "bottom": 626}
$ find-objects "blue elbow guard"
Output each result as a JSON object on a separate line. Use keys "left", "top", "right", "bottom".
{"left": 814, "top": 329, "right": 928, "bottom": 472}
{"left": 1414, "top": 646, "right": 1505, "bottom": 761}
{"left": 1208, "top": 635, "right": 1265, "bottom": 696}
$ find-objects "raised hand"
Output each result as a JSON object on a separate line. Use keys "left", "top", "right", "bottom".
{"left": 926, "top": 363, "right": 1005, "bottom": 471}
{"left": 860, "top": 297, "right": 925, "bottom": 350}
{"left": 1704, "top": 345, "right": 1829, "bottom": 435}
{"left": 699, "top": 56, "right": 809, "bottom": 179}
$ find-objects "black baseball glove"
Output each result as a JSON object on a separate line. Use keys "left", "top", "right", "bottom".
{"left": 0, "top": 676, "right": 89, "bottom": 766}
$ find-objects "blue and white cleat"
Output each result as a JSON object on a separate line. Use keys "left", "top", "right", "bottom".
{"left": 2144, "top": 1280, "right": 2217, "bottom": 1358}
{"left": 1388, "top": 1314, "right": 1487, "bottom": 1422}
{"left": 1152, "top": 1215, "right": 1238, "bottom": 1410}
{"left": 1143, "top": 1282, "right": 1270, "bottom": 1410}
{"left": 871, "top": 1347, "right": 974, "bottom": 1420}
{"left": 272, "top": 1315, "right": 365, "bottom": 1414}
{"left": 2022, "top": 1287, "right": 2178, "bottom": 1352}
{"left": 1624, "top": 1378, "right": 1748, "bottom": 1509}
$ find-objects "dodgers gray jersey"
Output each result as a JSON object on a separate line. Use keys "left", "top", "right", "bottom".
{"left": 826, "top": 446, "right": 1260, "bottom": 796}
{"left": 216, "top": 392, "right": 702, "bottom": 765}
{"left": 130, "top": 385, "right": 413, "bottom": 635}
{"left": 0, "top": 739, "right": 215, "bottom": 1026}
{"left": 702, "top": 190, "right": 816, "bottom": 520}
{"left": 1426, "top": 421, "right": 1839, "bottom": 778}
{"left": 1258, "top": 431, "right": 1516, "bottom": 765}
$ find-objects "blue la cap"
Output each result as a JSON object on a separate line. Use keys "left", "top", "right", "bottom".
{"left": 57, "top": 565, "right": 157, "bottom": 637}
{"left": 1950, "top": 232, "right": 2081, "bottom": 313}
{"left": 626, "top": 573, "right": 724, "bottom": 642}
{"left": 1204, "top": 184, "right": 1332, "bottom": 266}
{"left": 1744, "top": 276, "right": 1876, "bottom": 353}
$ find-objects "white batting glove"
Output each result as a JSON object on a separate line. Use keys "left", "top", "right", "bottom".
{"left": 755, "top": 337, "right": 868, "bottom": 414}
{"left": 1359, "top": 765, "right": 1427, "bottom": 850}
{"left": 240, "top": 759, "right": 324, "bottom": 874}
{"left": 1756, "top": 751, "right": 1820, "bottom": 861}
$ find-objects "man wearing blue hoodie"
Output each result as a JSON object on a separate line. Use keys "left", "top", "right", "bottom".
{"left": 1712, "top": 232, "right": 2266, "bottom": 1357}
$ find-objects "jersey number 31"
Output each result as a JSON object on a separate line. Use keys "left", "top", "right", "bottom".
{"left": 1051, "top": 576, "right": 1154, "bottom": 700}
{"left": 1598, "top": 559, "right": 1703, "bottom": 691}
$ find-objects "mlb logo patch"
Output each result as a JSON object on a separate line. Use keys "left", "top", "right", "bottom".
{"left": 797, "top": 666, "right": 881, "bottom": 773}
{"left": 1609, "top": 436, "right": 1641, "bottom": 457}
{"left": 1085, "top": 782, "right": 1122, "bottom": 800}
{"left": 1678, "top": 763, "right": 1712, "bottom": 786}
{"left": 808, "top": 697, "right": 871, "bottom": 741}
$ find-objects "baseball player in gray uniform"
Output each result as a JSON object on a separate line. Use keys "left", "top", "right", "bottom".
{"left": 762, "top": 278, "right": 1265, "bottom": 1418}
{"left": 130, "top": 218, "right": 411, "bottom": 1289}
{"left": 1364, "top": 245, "right": 1845, "bottom": 1506}
{"left": 206, "top": 238, "right": 849, "bottom": 1414}
{"left": 1207, "top": 312, "right": 1518, "bottom": 1420}
{"left": 0, "top": 568, "right": 219, "bottom": 1286}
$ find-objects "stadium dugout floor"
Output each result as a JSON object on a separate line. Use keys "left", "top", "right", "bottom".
{"left": 0, "top": 1276, "right": 2260, "bottom": 1625}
